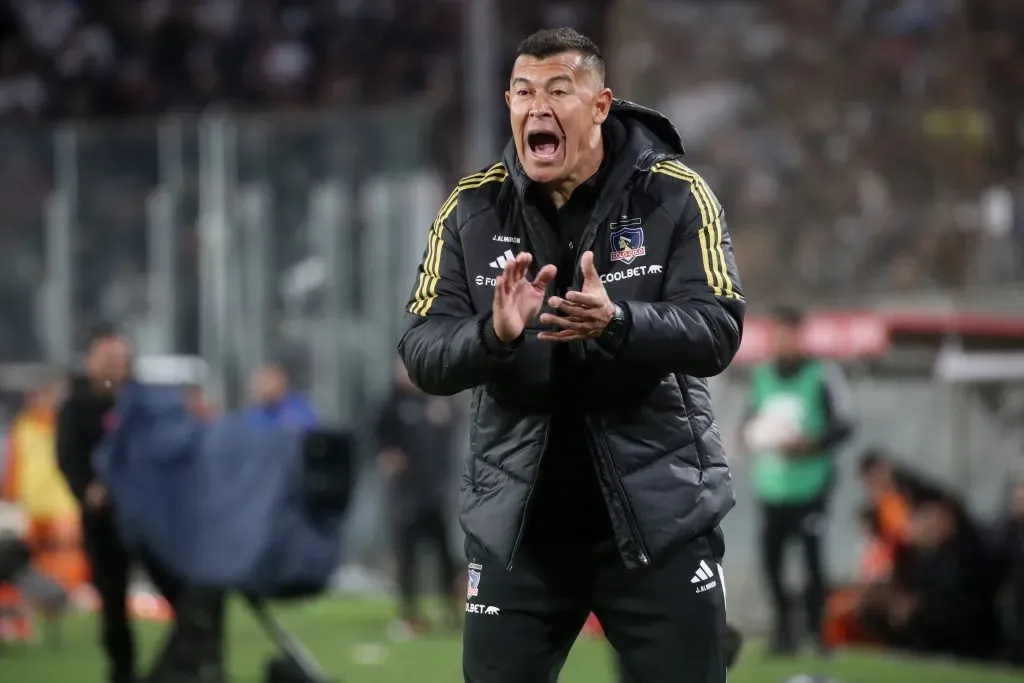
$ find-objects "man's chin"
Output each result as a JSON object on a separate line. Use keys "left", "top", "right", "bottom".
{"left": 521, "top": 159, "right": 565, "bottom": 185}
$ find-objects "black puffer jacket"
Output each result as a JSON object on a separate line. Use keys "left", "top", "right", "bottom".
{"left": 398, "top": 100, "right": 745, "bottom": 569}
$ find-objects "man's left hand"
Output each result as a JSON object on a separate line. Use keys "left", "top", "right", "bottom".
{"left": 781, "top": 437, "right": 817, "bottom": 457}
{"left": 539, "top": 251, "right": 615, "bottom": 342}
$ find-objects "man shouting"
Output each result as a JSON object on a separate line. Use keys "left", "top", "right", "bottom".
{"left": 399, "top": 27, "right": 745, "bottom": 683}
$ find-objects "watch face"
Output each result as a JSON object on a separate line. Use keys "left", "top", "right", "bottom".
{"left": 604, "top": 309, "right": 624, "bottom": 340}
{"left": 606, "top": 307, "right": 622, "bottom": 331}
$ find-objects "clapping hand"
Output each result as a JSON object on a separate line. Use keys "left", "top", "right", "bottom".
{"left": 539, "top": 251, "right": 614, "bottom": 342}
{"left": 492, "top": 252, "right": 558, "bottom": 343}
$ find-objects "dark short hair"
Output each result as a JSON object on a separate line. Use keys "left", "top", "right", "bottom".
{"left": 88, "top": 321, "right": 121, "bottom": 343}
{"left": 515, "top": 27, "right": 605, "bottom": 83}
{"left": 858, "top": 448, "right": 890, "bottom": 475}
{"left": 772, "top": 305, "right": 805, "bottom": 329}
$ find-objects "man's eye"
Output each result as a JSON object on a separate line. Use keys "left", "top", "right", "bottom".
{"left": 551, "top": 89, "right": 567, "bottom": 96}
{"left": 516, "top": 90, "right": 529, "bottom": 96}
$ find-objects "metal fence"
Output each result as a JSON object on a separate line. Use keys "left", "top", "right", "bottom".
{"left": 7, "top": 108, "right": 441, "bottom": 421}
{"left": 0, "top": 111, "right": 452, "bottom": 569}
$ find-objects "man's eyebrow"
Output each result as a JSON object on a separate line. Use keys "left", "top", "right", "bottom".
{"left": 510, "top": 75, "right": 574, "bottom": 88}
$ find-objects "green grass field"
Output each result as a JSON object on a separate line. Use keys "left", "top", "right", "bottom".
{"left": 1, "top": 597, "right": 1021, "bottom": 683}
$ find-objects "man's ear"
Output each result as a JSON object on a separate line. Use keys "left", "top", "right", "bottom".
{"left": 593, "top": 88, "right": 613, "bottom": 125}
{"left": 505, "top": 90, "right": 512, "bottom": 109}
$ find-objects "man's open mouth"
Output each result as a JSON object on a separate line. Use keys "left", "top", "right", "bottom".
{"left": 527, "top": 131, "right": 561, "bottom": 159}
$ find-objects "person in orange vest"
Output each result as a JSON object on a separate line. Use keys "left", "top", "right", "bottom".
{"left": 2, "top": 376, "right": 90, "bottom": 595}
{"left": 1, "top": 375, "right": 91, "bottom": 642}
{"left": 0, "top": 532, "right": 33, "bottom": 643}
{"left": 822, "top": 507, "right": 894, "bottom": 649}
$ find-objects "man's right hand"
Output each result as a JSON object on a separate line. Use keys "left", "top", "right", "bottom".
{"left": 492, "top": 252, "right": 557, "bottom": 342}
{"left": 84, "top": 481, "right": 108, "bottom": 511}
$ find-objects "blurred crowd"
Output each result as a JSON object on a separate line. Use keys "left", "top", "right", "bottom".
{"left": 824, "top": 450, "right": 1024, "bottom": 666}
{"left": 0, "top": 0, "right": 610, "bottom": 364}
{"left": 0, "top": 0, "right": 460, "bottom": 117}
{"left": 609, "top": 0, "right": 1024, "bottom": 299}
{"left": 0, "top": 0, "right": 610, "bottom": 119}
{"left": 0, "top": 0, "right": 1021, "bottom": 365}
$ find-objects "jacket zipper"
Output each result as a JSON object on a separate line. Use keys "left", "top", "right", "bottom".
{"left": 567, "top": 191, "right": 650, "bottom": 566}
{"left": 468, "top": 390, "right": 481, "bottom": 489}
{"left": 506, "top": 420, "right": 551, "bottom": 570}
{"left": 585, "top": 416, "right": 650, "bottom": 566}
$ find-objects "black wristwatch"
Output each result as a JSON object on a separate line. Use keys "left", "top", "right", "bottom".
{"left": 599, "top": 303, "right": 629, "bottom": 350}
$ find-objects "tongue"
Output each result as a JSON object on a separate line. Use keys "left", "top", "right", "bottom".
{"left": 534, "top": 142, "right": 557, "bottom": 156}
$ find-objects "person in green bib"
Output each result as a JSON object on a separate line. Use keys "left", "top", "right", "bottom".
{"left": 741, "top": 307, "right": 856, "bottom": 656}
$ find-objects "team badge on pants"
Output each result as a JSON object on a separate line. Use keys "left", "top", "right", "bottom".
{"left": 467, "top": 563, "right": 482, "bottom": 600}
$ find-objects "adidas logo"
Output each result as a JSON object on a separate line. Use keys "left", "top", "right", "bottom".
{"left": 690, "top": 560, "right": 718, "bottom": 594}
{"left": 489, "top": 250, "right": 516, "bottom": 269}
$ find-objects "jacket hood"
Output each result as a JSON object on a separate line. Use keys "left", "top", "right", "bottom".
{"left": 609, "top": 98, "right": 685, "bottom": 156}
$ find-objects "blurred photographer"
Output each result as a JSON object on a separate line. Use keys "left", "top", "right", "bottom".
{"left": 992, "top": 476, "right": 1024, "bottom": 664}
{"left": 858, "top": 450, "right": 955, "bottom": 534}
{"left": 98, "top": 354, "right": 347, "bottom": 683}
{"left": 375, "top": 358, "right": 460, "bottom": 638}
{"left": 56, "top": 328, "right": 181, "bottom": 683}
{"left": 862, "top": 497, "right": 1000, "bottom": 661}
{"left": 245, "top": 364, "right": 319, "bottom": 430}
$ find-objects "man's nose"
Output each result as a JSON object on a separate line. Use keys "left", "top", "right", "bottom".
{"left": 529, "top": 96, "right": 552, "bottom": 118}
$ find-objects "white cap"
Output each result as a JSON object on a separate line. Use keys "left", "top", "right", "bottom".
{"left": 134, "top": 355, "right": 209, "bottom": 386}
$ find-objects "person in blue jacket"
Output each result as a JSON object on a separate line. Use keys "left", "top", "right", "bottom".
{"left": 244, "top": 364, "right": 319, "bottom": 430}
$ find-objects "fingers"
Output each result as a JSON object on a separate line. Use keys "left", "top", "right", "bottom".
{"left": 563, "top": 290, "right": 606, "bottom": 308}
{"left": 543, "top": 293, "right": 606, "bottom": 325}
{"left": 494, "top": 253, "right": 529, "bottom": 303}
{"left": 540, "top": 287, "right": 611, "bottom": 342}
{"left": 497, "top": 253, "right": 556, "bottom": 293}
{"left": 537, "top": 329, "right": 599, "bottom": 342}
{"left": 499, "top": 252, "right": 534, "bottom": 290}
{"left": 493, "top": 274, "right": 513, "bottom": 310}
{"left": 511, "top": 251, "right": 533, "bottom": 282}
{"left": 493, "top": 274, "right": 506, "bottom": 303}
{"left": 539, "top": 300, "right": 606, "bottom": 342}
{"left": 503, "top": 252, "right": 527, "bottom": 283}
{"left": 531, "top": 264, "right": 558, "bottom": 291}
{"left": 580, "top": 251, "right": 600, "bottom": 282}
{"left": 538, "top": 312, "right": 589, "bottom": 331}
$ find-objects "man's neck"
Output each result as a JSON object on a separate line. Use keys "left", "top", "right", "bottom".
{"left": 545, "top": 130, "right": 605, "bottom": 209}
{"left": 775, "top": 355, "right": 807, "bottom": 376}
